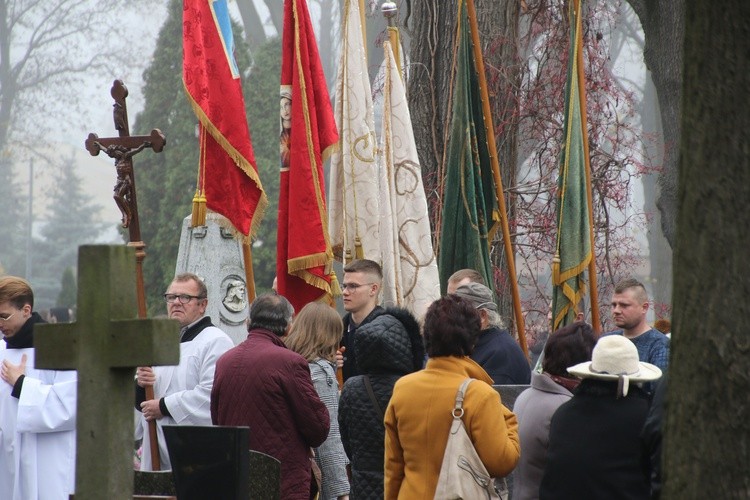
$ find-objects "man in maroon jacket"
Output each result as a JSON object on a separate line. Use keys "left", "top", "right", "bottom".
{"left": 211, "top": 293, "right": 329, "bottom": 499}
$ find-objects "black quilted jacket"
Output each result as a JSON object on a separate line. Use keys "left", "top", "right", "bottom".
{"left": 338, "top": 308, "right": 424, "bottom": 500}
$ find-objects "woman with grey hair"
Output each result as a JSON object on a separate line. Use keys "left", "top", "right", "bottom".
{"left": 453, "top": 282, "right": 530, "bottom": 384}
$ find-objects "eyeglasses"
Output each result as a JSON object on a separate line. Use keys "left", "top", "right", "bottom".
{"left": 163, "top": 294, "right": 205, "bottom": 304}
{"left": 0, "top": 311, "right": 16, "bottom": 322}
{"left": 341, "top": 282, "right": 375, "bottom": 291}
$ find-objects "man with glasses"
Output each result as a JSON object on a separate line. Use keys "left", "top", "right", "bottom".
{"left": 340, "top": 260, "right": 385, "bottom": 381}
{"left": 0, "top": 276, "right": 77, "bottom": 499}
{"left": 135, "top": 273, "right": 233, "bottom": 471}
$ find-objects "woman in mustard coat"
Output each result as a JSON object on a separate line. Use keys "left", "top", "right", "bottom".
{"left": 384, "top": 295, "right": 520, "bottom": 499}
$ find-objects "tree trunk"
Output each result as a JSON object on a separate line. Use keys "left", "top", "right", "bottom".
{"left": 406, "top": 1, "right": 455, "bottom": 206}
{"left": 626, "top": 0, "right": 684, "bottom": 247}
{"left": 640, "top": 72, "right": 672, "bottom": 315}
{"left": 407, "top": 0, "right": 520, "bottom": 323}
{"left": 317, "top": 0, "right": 338, "bottom": 90}
{"left": 480, "top": 0, "right": 520, "bottom": 326}
{"left": 235, "top": 0, "right": 267, "bottom": 51}
{"left": 665, "top": 1, "right": 750, "bottom": 497}
{"left": 263, "top": 0, "right": 284, "bottom": 35}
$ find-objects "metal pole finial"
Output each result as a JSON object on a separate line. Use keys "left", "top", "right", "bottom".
{"left": 382, "top": 1, "right": 398, "bottom": 25}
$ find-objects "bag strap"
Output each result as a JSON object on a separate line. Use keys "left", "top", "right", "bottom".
{"left": 452, "top": 378, "right": 474, "bottom": 419}
{"left": 364, "top": 375, "right": 385, "bottom": 422}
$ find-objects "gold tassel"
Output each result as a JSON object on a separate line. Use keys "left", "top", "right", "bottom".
{"left": 192, "top": 124, "right": 207, "bottom": 228}
{"left": 329, "top": 272, "right": 341, "bottom": 297}
{"left": 354, "top": 236, "right": 364, "bottom": 260}
{"left": 191, "top": 189, "right": 207, "bottom": 227}
{"left": 552, "top": 252, "right": 561, "bottom": 284}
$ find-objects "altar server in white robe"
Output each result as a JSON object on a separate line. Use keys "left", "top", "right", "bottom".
{"left": 0, "top": 276, "right": 77, "bottom": 500}
{"left": 135, "top": 273, "right": 234, "bottom": 470}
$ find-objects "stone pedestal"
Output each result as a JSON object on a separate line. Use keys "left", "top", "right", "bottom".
{"left": 175, "top": 214, "right": 249, "bottom": 345}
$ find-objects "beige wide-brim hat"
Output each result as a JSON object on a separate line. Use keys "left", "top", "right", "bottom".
{"left": 568, "top": 335, "right": 662, "bottom": 389}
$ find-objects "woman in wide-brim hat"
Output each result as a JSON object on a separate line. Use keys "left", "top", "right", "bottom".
{"left": 539, "top": 335, "right": 662, "bottom": 500}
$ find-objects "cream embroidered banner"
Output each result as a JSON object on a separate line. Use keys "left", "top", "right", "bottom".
{"left": 328, "top": 0, "right": 381, "bottom": 265}
{"left": 378, "top": 41, "right": 441, "bottom": 317}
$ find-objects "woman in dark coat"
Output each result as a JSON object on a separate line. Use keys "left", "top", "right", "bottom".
{"left": 540, "top": 335, "right": 662, "bottom": 500}
{"left": 338, "top": 308, "right": 423, "bottom": 500}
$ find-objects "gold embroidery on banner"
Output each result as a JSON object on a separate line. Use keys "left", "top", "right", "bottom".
{"left": 352, "top": 131, "right": 377, "bottom": 163}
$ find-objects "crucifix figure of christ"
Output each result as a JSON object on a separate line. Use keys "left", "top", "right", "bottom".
{"left": 84, "top": 79, "right": 167, "bottom": 469}
{"left": 85, "top": 79, "right": 165, "bottom": 234}
{"left": 34, "top": 245, "right": 179, "bottom": 500}
{"left": 95, "top": 141, "right": 150, "bottom": 228}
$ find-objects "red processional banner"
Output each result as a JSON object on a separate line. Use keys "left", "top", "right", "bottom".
{"left": 183, "top": 0, "right": 267, "bottom": 237}
{"left": 277, "top": 0, "right": 340, "bottom": 311}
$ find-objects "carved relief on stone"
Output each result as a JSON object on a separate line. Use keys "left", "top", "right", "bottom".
{"left": 219, "top": 274, "right": 248, "bottom": 328}
{"left": 222, "top": 277, "right": 247, "bottom": 313}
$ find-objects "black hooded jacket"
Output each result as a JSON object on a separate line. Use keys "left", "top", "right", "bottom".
{"left": 338, "top": 307, "right": 424, "bottom": 500}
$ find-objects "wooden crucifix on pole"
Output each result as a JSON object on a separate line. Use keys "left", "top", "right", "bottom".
{"left": 84, "top": 79, "right": 167, "bottom": 470}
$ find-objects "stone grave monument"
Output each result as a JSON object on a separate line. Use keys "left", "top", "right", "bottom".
{"left": 163, "top": 425, "right": 250, "bottom": 499}
{"left": 175, "top": 213, "right": 251, "bottom": 345}
{"left": 34, "top": 245, "right": 180, "bottom": 500}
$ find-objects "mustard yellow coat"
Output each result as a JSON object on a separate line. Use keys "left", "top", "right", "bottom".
{"left": 384, "top": 356, "right": 520, "bottom": 499}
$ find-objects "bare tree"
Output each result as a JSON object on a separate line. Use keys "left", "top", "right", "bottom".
{"left": 640, "top": 75, "right": 673, "bottom": 317}
{"left": 0, "top": 0, "right": 158, "bottom": 156}
{"left": 234, "top": 0, "right": 341, "bottom": 91}
{"left": 624, "top": 0, "right": 685, "bottom": 247}
{"left": 261, "top": 0, "right": 283, "bottom": 34}
{"left": 408, "top": 0, "right": 650, "bottom": 337}
{"left": 406, "top": 0, "right": 522, "bottom": 325}
{"left": 609, "top": 2, "right": 673, "bottom": 317}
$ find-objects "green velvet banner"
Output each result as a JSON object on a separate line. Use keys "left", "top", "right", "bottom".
{"left": 438, "top": 1, "right": 498, "bottom": 294}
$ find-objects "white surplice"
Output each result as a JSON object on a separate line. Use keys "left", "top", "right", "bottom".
{"left": 0, "top": 345, "right": 77, "bottom": 500}
{"left": 136, "top": 325, "right": 233, "bottom": 471}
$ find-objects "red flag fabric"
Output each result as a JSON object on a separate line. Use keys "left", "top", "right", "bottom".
{"left": 183, "top": 0, "right": 267, "bottom": 237}
{"left": 277, "top": 0, "right": 340, "bottom": 312}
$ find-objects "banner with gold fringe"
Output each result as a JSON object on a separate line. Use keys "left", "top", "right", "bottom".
{"left": 437, "top": 0, "right": 499, "bottom": 294}
{"left": 182, "top": 0, "right": 267, "bottom": 238}
{"left": 328, "top": 0, "right": 380, "bottom": 266}
{"left": 277, "top": 0, "right": 340, "bottom": 312}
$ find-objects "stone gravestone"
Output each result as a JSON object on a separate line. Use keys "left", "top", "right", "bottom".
{"left": 163, "top": 425, "right": 250, "bottom": 500}
{"left": 248, "top": 450, "right": 281, "bottom": 500}
{"left": 34, "top": 245, "right": 180, "bottom": 500}
{"left": 175, "top": 213, "right": 250, "bottom": 345}
{"left": 162, "top": 425, "right": 281, "bottom": 500}
{"left": 133, "top": 470, "right": 175, "bottom": 498}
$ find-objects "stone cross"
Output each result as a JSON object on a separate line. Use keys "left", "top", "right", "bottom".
{"left": 34, "top": 245, "right": 180, "bottom": 500}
